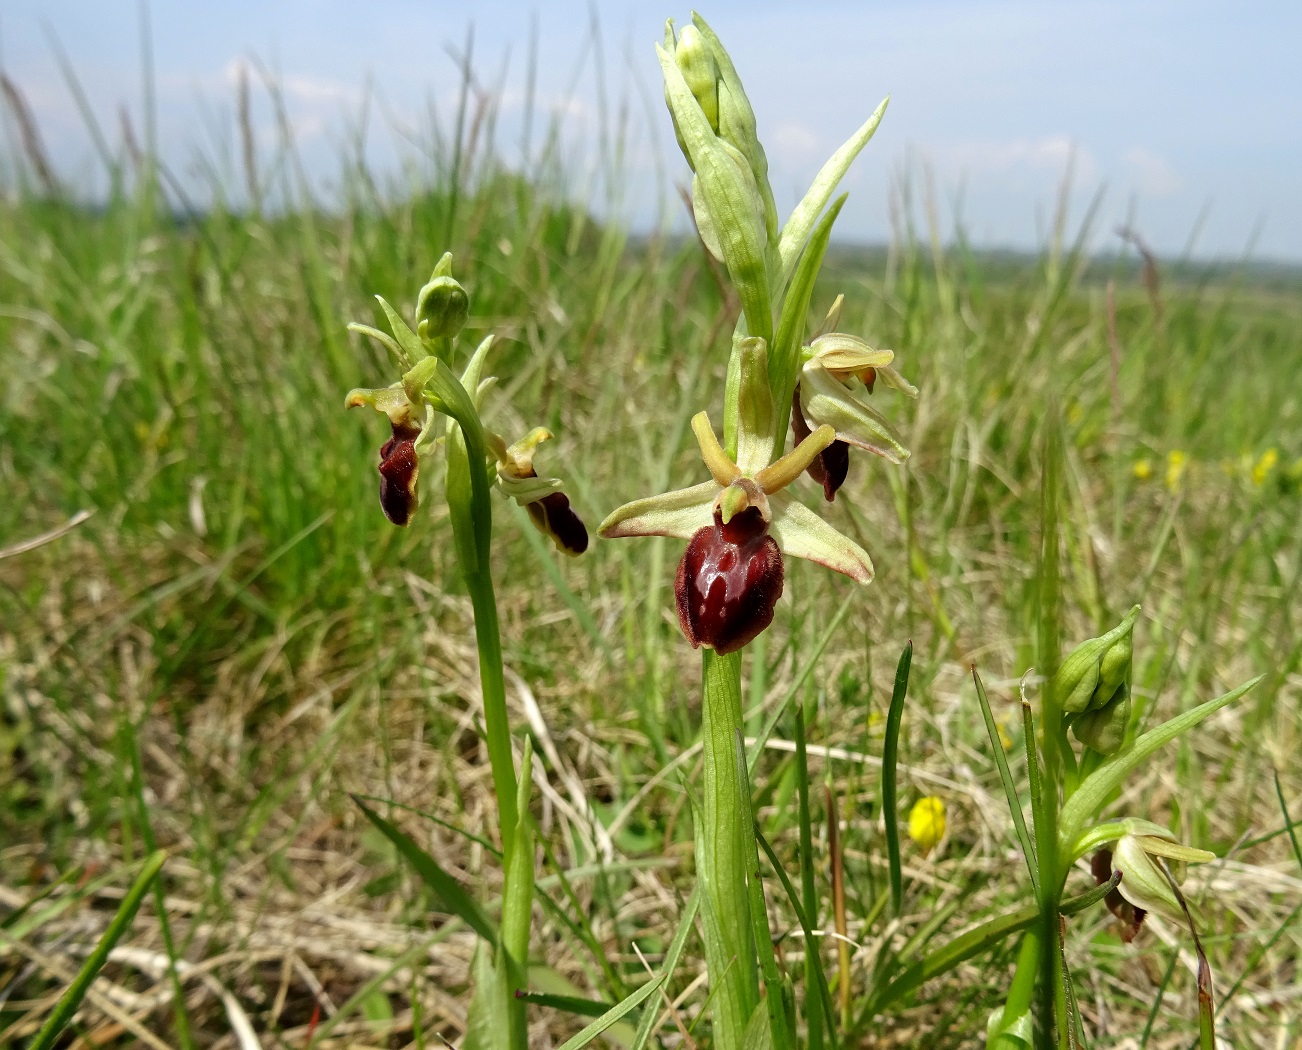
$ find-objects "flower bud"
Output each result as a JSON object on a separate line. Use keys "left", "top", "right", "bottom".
{"left": 415, "top": 253, "right": 469, "bottom": 342}
{"left": 674, "top": 26, "right": 719, "bottom": 132}
{"left": 675, "top": 507, "right": 783, "bottom": 655}
{"left": 1055, "top": 605, "right": 1139, "bottom": 714}
{"left": 1071, "top": 684, "right": 1130, "bottom": 754}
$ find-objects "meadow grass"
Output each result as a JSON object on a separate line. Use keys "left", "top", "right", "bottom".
{"left": 1, "top": 62, "right": 1301, "bottom": 1049}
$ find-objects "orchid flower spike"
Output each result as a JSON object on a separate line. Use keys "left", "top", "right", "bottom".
{"left": 600, "top": 337, "right": 876, "bottom": 654}
{"left": 344, "top": 256, "right": 587, "bottom": 553}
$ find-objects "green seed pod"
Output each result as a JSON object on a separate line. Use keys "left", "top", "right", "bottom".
{"left": 415, "top": 253, "right": 469, "bottom": 342}
{"left": 675, "top": 26, "right": 719, "bottom": 133}
{"left": 1055, "top": 605, "right": 1140, "bottom": 714}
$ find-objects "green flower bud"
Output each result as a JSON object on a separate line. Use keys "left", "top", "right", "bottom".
{"left": 674, "top": 26, "right": 719, "bottom": 133}
{"left": 415, "top": 252, "right": 469, "bottom": 342}
{"left": 1055, "top": 605, "right": 1140, "bottom": 714}
{"left": 1071, "top": 683, "right": 1130, "bottom": 754}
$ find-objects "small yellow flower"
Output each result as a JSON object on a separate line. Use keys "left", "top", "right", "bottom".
{"left": 1250, "top": 448, "right": 1279, "bottom": 487}
{"left": 1132, "top": 458, "right": 1153, "bottom": 481}
{"left": 1165, "top": 449, "right": 1187, "bottom": 492}
{"left": 997, "top": 721, "right": 1014, "bottom": 751}
{"left": 908, "top": 796, "right": 946, "bottom": 854}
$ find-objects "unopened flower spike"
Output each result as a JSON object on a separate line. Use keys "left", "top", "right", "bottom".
{"left": 600, "top": 337, "right": 876, "bottom": 654}
{"left": 1056, "top": 604, "right": 1140, "bottom": 754}
{"left": 345, "top": 258, "right": 587, "bottom": 547}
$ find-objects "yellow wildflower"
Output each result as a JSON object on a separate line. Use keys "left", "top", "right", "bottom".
{"left": 1165, "top": 450, "right": 1187, "bottom": 492}
{"left": 1251, "top": 448, "right": 1279, "bottom": 487}
{"left": 1132, "top": 459, "right": 1153, "bottom": 481}
{"left": 908, "top": 796, "right": 946, "bottom": 854}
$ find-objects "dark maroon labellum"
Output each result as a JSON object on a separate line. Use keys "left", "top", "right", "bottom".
{"left": 675, "top": 507, "right": 784, "bottom": 656}
{"left": 378, "top": 421, "right": 422, "bottom": 526}
{"left": 527, "top": 491, "right": 590, "bottom": 555}
{"left": 1092, "top": 847, "right": 1145, "bottom": 942}
{"left": 792, "top": 389, "right": 849, "bottom": 502}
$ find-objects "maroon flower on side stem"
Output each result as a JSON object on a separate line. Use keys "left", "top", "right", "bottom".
{"left": 378, "top": 420, "right": 422, "bottom": 526}
{"left": 1092, "top": 847, "right": 1145, "bottom": 943}
{"left": 792, "top": 390, "right": 849, "bottom": 501}
{"left": 676, "top": 506, "right": 784, "bottom": 655}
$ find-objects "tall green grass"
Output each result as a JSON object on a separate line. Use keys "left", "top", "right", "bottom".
{"left": 1, "top": 51, "right": 1300, "bottom": 1048}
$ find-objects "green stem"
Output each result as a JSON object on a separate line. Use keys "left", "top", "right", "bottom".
{"left": 445, "top": 423, "right": 518, "bottom": 855}
{"left": 700, "top": 648, "right": 760, "bottom": 1050}
{"left": 1035, "top": 413, "right": 1065, "bottom": 1049}
{"left": 1003, "top": 928, "right": 1042, "bottom": 1030}
{"left": 466, "top": 561, "right": 517, "bottom": 843}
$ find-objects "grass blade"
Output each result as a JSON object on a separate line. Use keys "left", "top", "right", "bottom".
{"left": 25, "top": 850, "right": 166, "bottom": 1050}
{"left": 516, "top": 991, "right": 616, "bottom": 1018}
{"left": 734, "top": 729, "right": 796, "bottom": 1050}
{"left": 630, "top": 887, "right": 700, "bottom": 1050}
{"left": 972, "top": 667, "right": 1040, "bottom": 896}
{"left": 554, "top": 974, "right": 667, "bottom": 1050}
{"left": 794, "top": 701, "right": 824, "bottom": 1050}
{"left": 1157, "top": 861, "right": 1215, "bottom": 1050}
{"left": 353, "top": 796, "right": 496, "bottom": 944}
{"left": 881, "top": 641, "right": 913, "bottom": 917}
{"left": 754, "top": 825, "right": 840, "bottom": 1050}
{"left": 870, "top": 874, "right": 1119, "bottom": 1012}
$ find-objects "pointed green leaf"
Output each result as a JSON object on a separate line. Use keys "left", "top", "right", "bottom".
{"left": 553, "top": 975, "right": 667, "bottom": 1050}
{"left": 777, "top": 99, "right": 888, "bottom": 287}
{"left": 769, "top": 195, "right": 846, "bottom": 457}
{"left": 353, "top": 796, "right": 497, "bottom": 944}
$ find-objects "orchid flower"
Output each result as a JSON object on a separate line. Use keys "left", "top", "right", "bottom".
{"left": 600, "top": 337, "right": 885, "bottom": 653}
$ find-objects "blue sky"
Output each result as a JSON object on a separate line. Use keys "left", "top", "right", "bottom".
{"left": 2, "top": 1, "right": 1299, "bottom": 260}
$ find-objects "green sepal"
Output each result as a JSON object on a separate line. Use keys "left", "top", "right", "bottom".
{"left": 735, "top": 336, "right": 775, "bottom": 475}
{"left": 799, "top": 360, "right": 911, "bottom": 463}
{"left": 375, "top": 295, "right": 429, "bottom": 363}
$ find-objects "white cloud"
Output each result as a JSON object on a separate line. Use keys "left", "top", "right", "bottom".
{"left": 1122, "top": 146, "right": 1181, "bottom": 196}
{"left": 770, "top": 121, "right": 818, "bottom": 160}
{"left": 925, "top": 135, "right": 1098, "bottom": 184}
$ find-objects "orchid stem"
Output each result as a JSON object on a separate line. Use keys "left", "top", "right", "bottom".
{"left": 701, "top": 648, "right": 761, "bottom": 1050}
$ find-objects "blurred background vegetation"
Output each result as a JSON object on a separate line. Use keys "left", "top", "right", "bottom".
{"left": 1, "top": 41, "right": 1301, "bottom": 1049}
